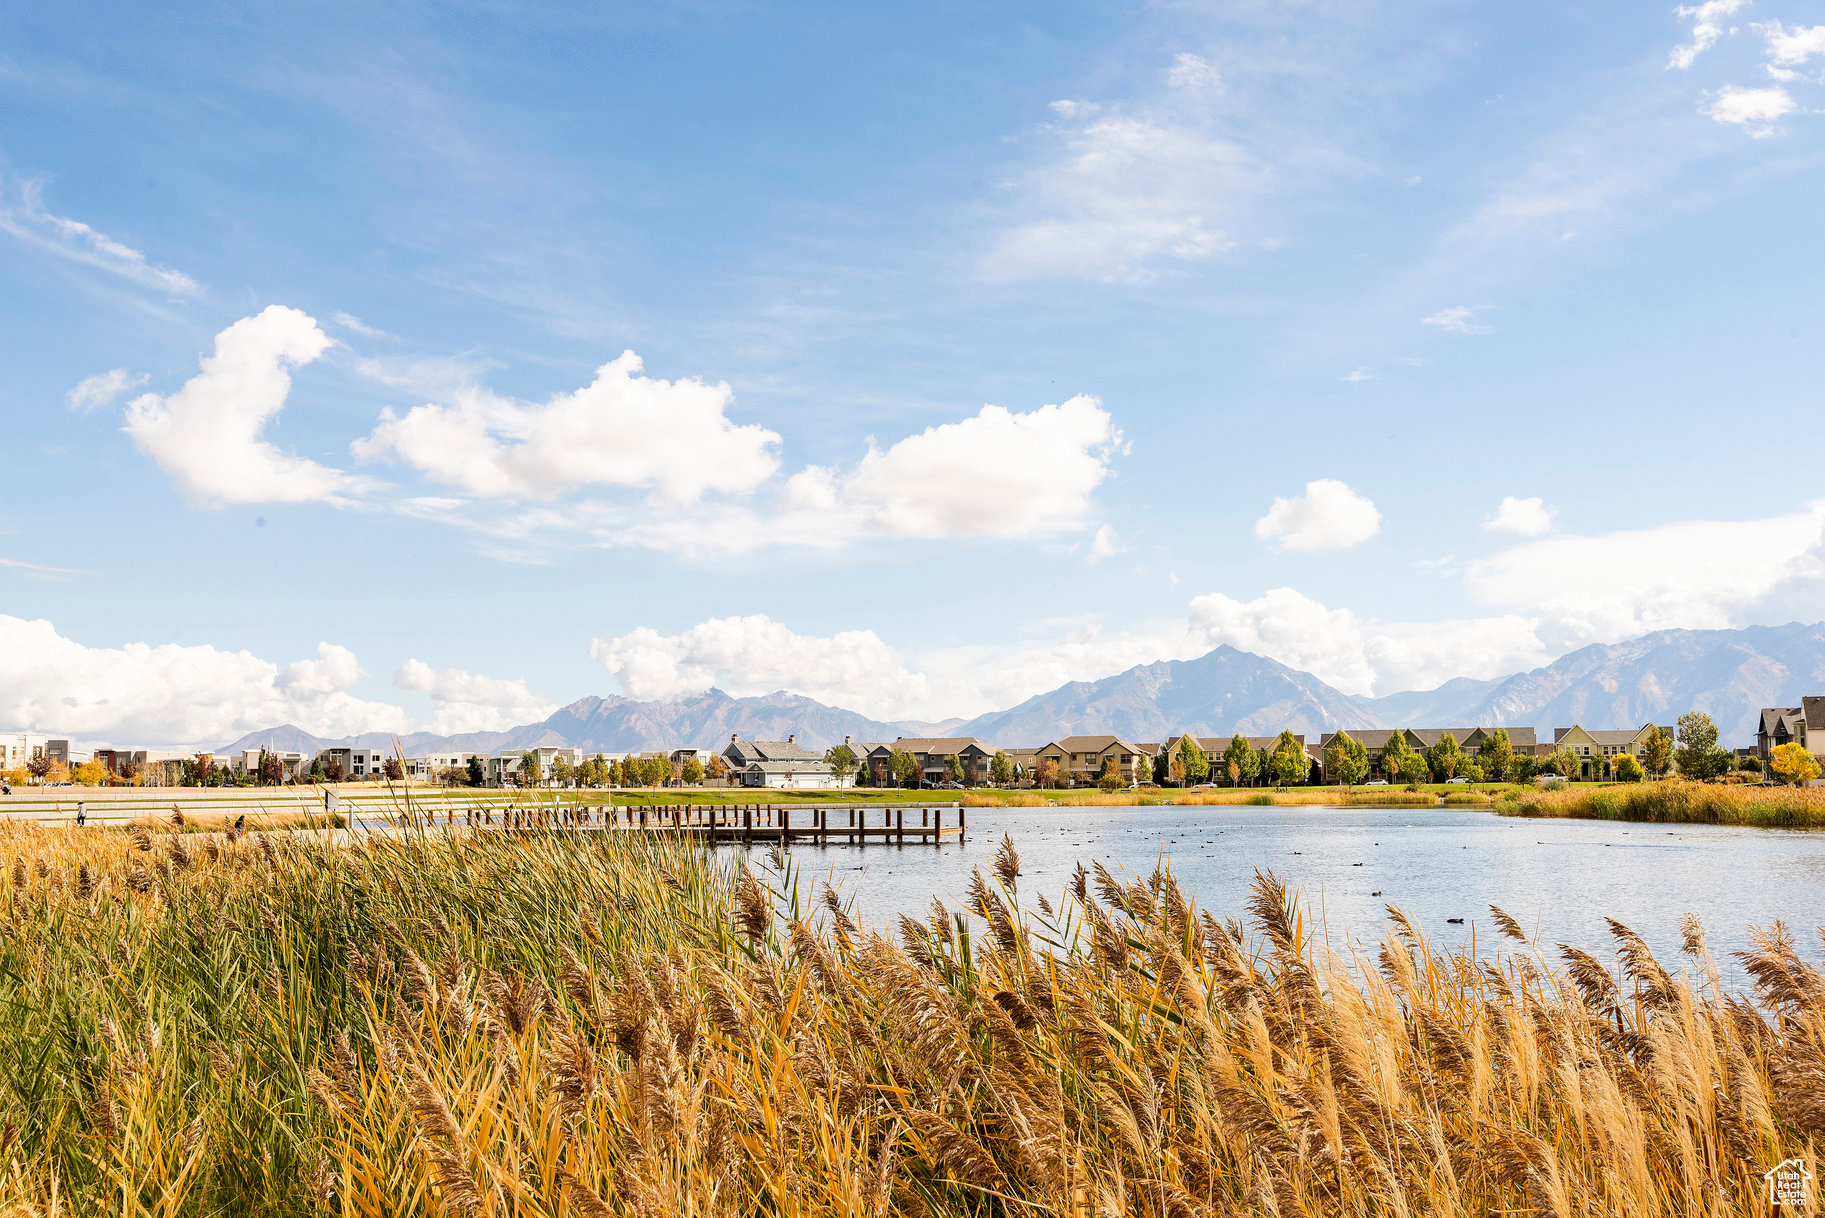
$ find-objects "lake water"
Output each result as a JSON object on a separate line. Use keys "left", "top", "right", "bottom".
{"left": 748, "top": 805, "right": 1825, "bottom": 977}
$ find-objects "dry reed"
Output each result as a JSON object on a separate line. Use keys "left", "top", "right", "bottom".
{"left": 0, "top": 816, "right": 1815, "bottom": 1215}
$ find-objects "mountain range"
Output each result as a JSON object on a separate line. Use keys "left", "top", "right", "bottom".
{"left": 223, "top": 621, "right": 1825, "bottom": 756}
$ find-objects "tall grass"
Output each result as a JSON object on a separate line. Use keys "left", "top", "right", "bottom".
{"left": 0, "top": 815, "right": 1817, "bottom": 1214}
{"left": 1502, "top": 779, "right": 1825, "bottom": 828}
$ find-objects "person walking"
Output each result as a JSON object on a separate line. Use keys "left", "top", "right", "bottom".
{"left": 75, "top": 802, "right": 86, "bottom": 827}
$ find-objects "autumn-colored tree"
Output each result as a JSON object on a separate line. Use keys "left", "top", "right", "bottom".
{"left": 682, "top": 756, "right": 705, "bottom": 784}
{"left": 1770, "top": 742, "right": 1822, "bottom": 786}
{"left": 1640, "top": 725, "right": 1673, "bottom": 778}
{"left": 1097, "top": 757, "right": 1124, "bottom": 791}
{"left": 382, "top": 757, "right": 404, "bottom": 781}
{"left": 707, "top": 755, "right": 727, "bottom": 783}
{"left": 1034, "top": 757, "right": 1059, "bottom": 789}
{"left": 1614, "top": 753, "right": 1645, "bottom": 783}
{"left": 72, "top": 759, "right": 109, "bottom": 786}
{"left": 259, "top": 750, "right": 288, "bottom": 785}
{"left": 1548, "top": 747, "right": 1580, "bottom": 780}
{"left": 25, "top": 755, "right": 52, "bottom": 782}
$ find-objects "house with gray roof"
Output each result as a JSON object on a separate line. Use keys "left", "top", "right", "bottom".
{"left": 722, "top": 734, "right": 849, "bottom": 789}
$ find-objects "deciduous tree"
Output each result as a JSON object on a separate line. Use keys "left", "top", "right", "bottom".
{"left": 1324, "top": 731, "right": 1369, "bottom": 787}
{"left": 1770, "top": 742, "right": 1822, "bottom": 786}
{"left": 1269, "top": 731, "right": 1307, "bottom": 788}
{"left": 1222, "top": 734, "right": 1257, "bottom": 787}
{"left": 1614, "top": 753, "right": 1645, "bottom": 783}
{"left": 825, "top": 745, "right": 857, "bottom": 783}
{"left": 889, "top": 749, "right": 918, "bottom": 788}
{"left": 1477, "top": 729, "right": 1514, "bottom": 783}
{"left": 1177, "top": 737, "right": 1209, "bottom": 786}
{"left": 682, "top": 756, "right": 705, "bottom": 784}
{"left": 1379, "top": 731, "right": 1413, "bottom": 781}
{"left": 1097, "top": 757, "right": 1124, "bottom": 791}
{"left": 1674, "top": 711, "right": 1728, "bottom": 781}
{"left": 1640, "top": 726, "right": 1673, "bottom": 779}
{"left": 383, "top": 757, "right": 404, "bottom": 781}
{"left": 520, "top": 751, "right": 544, "bottom": 787}
{"left": 990, "top": 750, "right": 1014, "bottom": 786}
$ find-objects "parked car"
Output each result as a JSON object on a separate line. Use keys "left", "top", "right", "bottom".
{"left": 1362, "top": 778, "right": 1390, "bottom": 786}
{"left": 1446, "top": 776, "right": 1471, "bottom": 784}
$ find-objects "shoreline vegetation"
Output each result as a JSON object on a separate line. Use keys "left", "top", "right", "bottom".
{"left": 0, "top": 816, "right": 1816, "bottom": 1214}
{"left": 11, "top": 777, "right": 1824, "bottom": 829}
{"left": 1498, "top": 779, "right": 1825, "bottom": 829}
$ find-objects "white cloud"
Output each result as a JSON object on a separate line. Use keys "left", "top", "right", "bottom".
{"left": 1165, "top": 53, "right": 1221, "bottom": 91}
{"left": 1086, "top": 524, "right": 1121, "bottom": 563}
{"left": 1341, "top": 367, "right": 1374, "bottom": 383}
{"left": 392, "top": 660, "right": 557, "bottom": 734}
{"left": 123, "top": 306, "right": 351, "bottom": 506}
{"left": 65, "top": 368, "right": 147, "bottom": 413}
{"left": 0, "top": 621, "right": 408, "bottom": 747}
{"left": 1420, "top": 305, "right": 1493, "bottom": 334}
{"left": 987, "top": 102, "right": 1257, "bottom": 281}
{"left": 1702, "top": 85, "right": 1797, "bottom": 136}
{"left": 1254, "top": 479, "right": 1381, "bottom": 552}
{"left": 1484, "top": 495, "right": 1556, "bottom": 536}
{"left": 1759, "top": 20, "right": 1825, "bottom": 65}
{"left": 331, "top": 311, "right": 390, "bottom": 338}
{"left": 1668, "top": 0, "right": 1746, "bottom": 69}
{"left": 1187, "top": 587, "right": 1550, "bottom": 697}
{"left": 785, "top": 395, "right": 1121, "bottom": 540}
{"left": 352, "top": 350, "right": 780, "bottom": 507}
{"left": 1465, "top": 503, "right": 1825, "bottom": 650}
{"left": 0, "top": 177, "right": 200, "bottom": 296}
{"left": 590, "top": 615, "right": 931, "bottom": 720}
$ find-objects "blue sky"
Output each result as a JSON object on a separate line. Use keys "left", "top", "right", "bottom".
{"left": 3, "top": 0, "right": 1823, "bottom": 746}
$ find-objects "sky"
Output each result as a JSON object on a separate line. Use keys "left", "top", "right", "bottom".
{"left": 3, "top": 0, "right": 1824, "bottom": 748}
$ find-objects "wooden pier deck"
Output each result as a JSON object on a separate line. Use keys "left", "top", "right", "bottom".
{"left": 0, "top": 789, "right": 965, "bottom": 846}
{"left": 401, "top": 801, "right": 966, "bottom": 845}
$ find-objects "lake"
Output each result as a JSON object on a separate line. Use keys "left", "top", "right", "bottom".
{"left": 753, "top": 805, "right": 1825, "bottom": 976}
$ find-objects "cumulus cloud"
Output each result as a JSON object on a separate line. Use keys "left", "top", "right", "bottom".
{"left": 590, "top": 615, "right": 931, "bottom": 720}
{"left": 1254, "top": 479, "right": 1381, "bottom": 552}
{"left": 784, "top": 396, "right": 1121, "bottom": 540}
{"left": 123, "top": 306, "right": 351, "bottom": 506}
{"left": 0, "top": 620, "right": 407, "bottom": 746}
{"left": 1761, "top": 21, "right": 1825, "bottom": 65}
{"left": 1187, "top": 587, "right": 1548, "bottom": 696}
{"left": 1668, "top": 0, "right": 1746, "bottom": 69}
{"left": 1465, "top": 503, "right": 1825, "bottom": 649}
{"left": 65, "top": 368, "right": 147, "bottom": 413}
{"left": 1420, "top": 305, "right": 1493, "bottom": 334}
{"left": 1702, "top": 85, "right": 1797, "bottom": 136}
{"left": 0, "top": 177, "right": 199, "bottom": 296}
{"left": 352, "top": 351, "right": 780, "bottom": 506}
{"left": 1484, "top": 495, "right": 1556, "bottom": 536}
{"left": 392, "top": 660, "right": 557, "bottom": 734}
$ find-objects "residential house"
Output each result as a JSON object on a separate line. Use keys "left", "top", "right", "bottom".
{"left": 1033, "top": 736, "right": 1148, "bottom": 787}
{"left": 891, "top": 737, "right": 996, "bottom": 785}
{"left": 493, "top": 746, "right": 584, "bottom": 786}
{"left": 1193, "top": 735, "right": 1289, "bottom": 783}
{"left": 317, "top": 747, "right": 390, "bottom": 780}
{"left": 1550, "top": 725, "right": 1673, "bottom": 780}
{"left": 229, "top": 749, "right": 309, "bottom": 782}
{"left": 722, "top": 734, "right": 847, "bottom": 789}
{"left": 1002, "top": 747, "right": 1041, "bottom": 785}
{"left": 1757, "top": 699, "right": 1822, "bottom": 771}
{"left": 1315, "top": 727, "right": 1540, "bottom": 779}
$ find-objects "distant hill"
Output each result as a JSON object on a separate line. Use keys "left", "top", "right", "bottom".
{"left": 221, "top": 689, "right": 927, "bottom": 756}
{"left": 221, "top": 622, "right": 1825, "bottom": 756}
{"left": 955, "top": 645, "right": 1382, "bottom": 745}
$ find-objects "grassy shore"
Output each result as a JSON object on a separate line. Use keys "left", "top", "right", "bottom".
{"left": 615, "top": 783, "right": 1517, "bottom": 808}
{"left": 0, "top": 815, "right": 1815, "bottom": 1215}
{"left": 1499, "top": 779, "right": 1825, "bottom": 828}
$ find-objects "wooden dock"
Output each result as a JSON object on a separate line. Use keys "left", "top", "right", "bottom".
{"left": 398, "top": 801, "right": 966, "bottom": 846}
